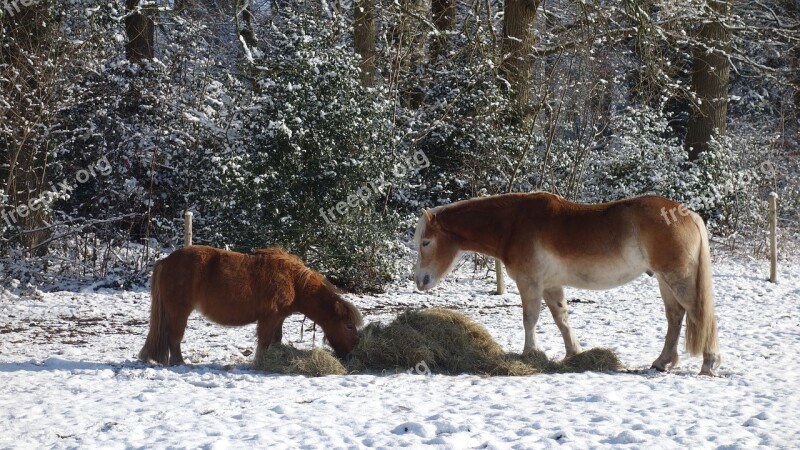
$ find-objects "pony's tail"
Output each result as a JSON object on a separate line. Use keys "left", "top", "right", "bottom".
{"left": 139, "top": 260, "right": 169, "bottom": 364}
{"left": 685, "top": 212, "right": 719, "bottom": 358}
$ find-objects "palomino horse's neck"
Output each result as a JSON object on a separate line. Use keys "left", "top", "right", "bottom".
{"left": 437, "top": 197, "right": 520, "bottom": 260}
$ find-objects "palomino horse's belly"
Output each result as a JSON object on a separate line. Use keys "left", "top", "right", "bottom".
{"left": 561, "top": 265, "right": 646, "bottom": 290}
{"left": 539, "top": 248, "right": 649, "bottom": 291}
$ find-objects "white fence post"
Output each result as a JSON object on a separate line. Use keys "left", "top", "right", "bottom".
{"left": 184, "top": 211, "right": 193, "bottom": 247}
{"left": 495, "top": 259, "right": 506, "bottom": 295}
{"left": 768, "top": 192, "right": 777, "bottom": 283}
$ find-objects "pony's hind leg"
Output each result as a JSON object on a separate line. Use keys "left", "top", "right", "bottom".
{"left": 165, "top": 305, "right": 191, "bottom": 366}
{"left": 652, "top": 277, "right": 685, "bottom": 371}
{"left": 518, "top": 281, "right": 543, "bottom": 355}
{"left": 543, "top": 287, "right": 582, "bottom": 357}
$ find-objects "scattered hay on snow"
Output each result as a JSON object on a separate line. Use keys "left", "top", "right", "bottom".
{"left": 254, "top": 344, "right": 346, "bottom": 376}
{"left": 254, "top": 308, "right": 622, "bottom": 377}
{"left": 559, "top": 347, "right": 622, "bottom": 373}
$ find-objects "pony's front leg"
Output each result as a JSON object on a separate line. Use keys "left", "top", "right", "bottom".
{"left": 519, "top": 281, "right": 544, "bottom": 355}
{"left": 543, "top": 287, "right": 582, "bottom": 357}
{"left": 271, "top": 317, "right": 285, "bottom": 345}
{"left": 254, "top": 317, "right": 285, "bottom": 362}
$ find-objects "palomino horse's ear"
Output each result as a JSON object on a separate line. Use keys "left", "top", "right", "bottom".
{"left": 423, "top": 208, "right": 441, "bottom": 231}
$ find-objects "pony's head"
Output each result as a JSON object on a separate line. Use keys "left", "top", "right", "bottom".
{"left": 414, "top": 208, "right": 461, "bottom": 291}
{"left": 321, "top": 287, "right": 363, "bottom": 359}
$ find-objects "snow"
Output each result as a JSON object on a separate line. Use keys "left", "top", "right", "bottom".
{"left": 1, "top": 257, "right": 799, "bottom": 448}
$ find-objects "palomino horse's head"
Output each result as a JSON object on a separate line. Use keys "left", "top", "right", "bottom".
{"left": 414, "top": 208, "right": 461, "bottom": 291}
{"left": 323, "top": 291, "right": 364, "bottom": 359}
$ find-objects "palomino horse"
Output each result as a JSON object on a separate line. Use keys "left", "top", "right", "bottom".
{"left": 139, "top": 246, "right": 362, "bottom": 365}
{"left": 414, "top": 192, "right": 720, "bottom": 375}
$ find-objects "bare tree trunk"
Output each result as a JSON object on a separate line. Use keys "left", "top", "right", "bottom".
{"left": 685, "top": 0, "right": 731, "bottom": 160}
{"left": 354, "top": 0, "right": 376, "bottom": 86}
{"left": 388, "top": 0, "right": 428, "bottom": 105}
{"left": 785, "top": 0, "right": 800, "bottom": 110}
{"left": 125, "top": 0, "right": 155, "bottom": 63}
{"left": 500, "top": 0, "right": 541, "bottom": 117}
{"left": 430, "top": 0, "right": 455, "bottom": 58}
{"left": 1, "top": 1, "right": 55, "bottom": 255}
{"left": 240, "top": 0, "right": 258, "bottom": 47}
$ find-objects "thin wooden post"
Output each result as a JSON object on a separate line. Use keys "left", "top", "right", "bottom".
{"left": 768, "top": 192, "right": 777, "bottom": 283}
{"left": 495, "top": 258, "right": 506, "bottom": 294}
{"left": 184, "top": 211, "right": 193, "bottom": 247}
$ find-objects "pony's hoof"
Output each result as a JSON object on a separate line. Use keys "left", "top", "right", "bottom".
{"left": 650, "top": 364, "right": 667, "bottom": 372}
{"left": 698, "top": 369, "right": 717, "bottom": 377}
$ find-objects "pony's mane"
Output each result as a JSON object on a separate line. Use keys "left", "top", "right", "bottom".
{"left": 252, "top": 247, "right": 318, "bottom": 288}
{"left": 332, "top": 286, "right": 364, "bottom": 327}
{"left": 252, "top": 247, "right": 363, "bottom": 327}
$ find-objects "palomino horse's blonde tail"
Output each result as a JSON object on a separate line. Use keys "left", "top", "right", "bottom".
{"left": 686, "top": 212, "right": 719, "bottom": 357}
{"left": 139, "top": 260, "right": 169, "bottom": 364}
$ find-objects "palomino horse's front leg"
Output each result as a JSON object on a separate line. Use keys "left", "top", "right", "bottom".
{"left": 543, "top": 287, "right": 582, "bottom": 357}
{"left": 518, "top": 281, "right": 543, "bottom": 354}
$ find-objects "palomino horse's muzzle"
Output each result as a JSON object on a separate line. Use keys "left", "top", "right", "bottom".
{"left": 415, "top": 273, "right": 432, "bottom": 291}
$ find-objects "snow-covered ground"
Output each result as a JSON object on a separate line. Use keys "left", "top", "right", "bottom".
{"left": 1, "top": 257, "right": 799, "bottom": 448}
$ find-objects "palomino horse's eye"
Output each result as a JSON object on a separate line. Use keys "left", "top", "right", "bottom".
{"left": 422, "top": 240, "right": 431, "bottom": 247}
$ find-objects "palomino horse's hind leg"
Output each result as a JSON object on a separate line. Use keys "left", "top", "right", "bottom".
{"left": 518, "top": 281, "right": 543, "bottom": 355}
{"left": 701, "top": 352, "right": 721, "bottom": 375}
{"left": 652, "top": 277, "right": 685, "bottom": 371}
{"left": 543, "top": 287, "right": 582, "bottom": 357}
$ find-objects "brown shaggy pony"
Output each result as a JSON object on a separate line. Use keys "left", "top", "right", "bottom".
{"left": 414, "top": 192, "right": 721, "bottom": 375}
{"left": 139, "top": 246, "right": 362, "bottom": 365}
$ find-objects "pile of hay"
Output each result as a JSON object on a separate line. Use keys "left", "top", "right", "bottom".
{"left": 350, "top": 308, "right": 536, "bottom": 375}
{"left": 255, "top": 308, "right": 621, "bottom": 377}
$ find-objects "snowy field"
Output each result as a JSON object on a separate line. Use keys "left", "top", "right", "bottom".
{"left": 1, "top": 257, "right": 799, "bottom": 449}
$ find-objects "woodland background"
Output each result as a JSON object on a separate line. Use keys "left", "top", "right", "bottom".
{"left": 1, "top": 0, "right": 798, "bottom": 291}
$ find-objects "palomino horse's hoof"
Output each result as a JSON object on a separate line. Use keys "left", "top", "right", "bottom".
{"left": 698, "top": 370, "right": 718, "bottom": 377}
